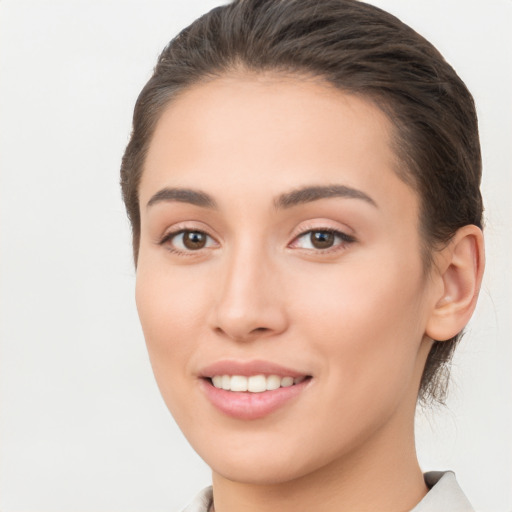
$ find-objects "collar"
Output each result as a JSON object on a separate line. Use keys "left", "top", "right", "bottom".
{"left": 410, "top": 471, "right": 474, "bottom": 512}
{"left": 182, "top": 471, "right": 474, "bottom": 512}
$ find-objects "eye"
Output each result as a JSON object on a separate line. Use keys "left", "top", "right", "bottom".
{"left": 161, "top": 229, "right": 217, "bottom": 252}
{"left": 292, "top": 229, "right": 354, "bottom": 251}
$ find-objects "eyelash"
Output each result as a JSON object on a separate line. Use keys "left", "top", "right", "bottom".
{"left": 159, "top": 229, "right": 218, "bottom": 256}
{"left": 159, "top": 227, "right": 355, "bottom": 256}
{"left": 291, "top": 228, "right": 356, "bottom": 253}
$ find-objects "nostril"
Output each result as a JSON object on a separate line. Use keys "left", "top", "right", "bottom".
{"left": 214, "top": 325, "right": 271, "bottom": 341}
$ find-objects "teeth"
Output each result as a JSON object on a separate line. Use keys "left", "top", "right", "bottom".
{"left": 211, "top": 374, "right": 307, "bottom": 392}
{"left": 248, "top": 375, "right": 266, "bottom": 393}
{"left": 212, "top": 375, "right": 223, "bottom": 388}
{"left": 266, "top": 374, "right": 281, "bottom": 391}
{"left": 281, "top": 376, "right": 294, "bottom": 387}
{"left": 230, "top": 375, "right": 248, "bottom": 392}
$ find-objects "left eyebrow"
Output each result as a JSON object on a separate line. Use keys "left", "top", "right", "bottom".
{"left": 274, "top": 184, "right": 378, "bottom": 209}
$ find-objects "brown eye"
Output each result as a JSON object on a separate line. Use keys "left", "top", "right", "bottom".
{"left": 310, "top": 231, "right": 335, "bottom": 249}
{"left": 182, "top": 230, "right": 208, "bottom": 250}
{"left": 161, "top": 229, "right": 217, "bottom": 253}
{"left": 292, "top": 228, "right": 355, "bottom": 252}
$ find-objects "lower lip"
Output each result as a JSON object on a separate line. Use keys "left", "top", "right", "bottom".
{"left": 200, "top": 378, "right": 311, "bottom": 420}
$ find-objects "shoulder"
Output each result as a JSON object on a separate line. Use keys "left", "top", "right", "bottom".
{"left": 411, "top": 471, "right": 474, "bottom": 512}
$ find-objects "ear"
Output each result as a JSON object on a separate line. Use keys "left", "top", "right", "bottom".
{"left": 425, "top": 225, "right": 485, "bottom": 341}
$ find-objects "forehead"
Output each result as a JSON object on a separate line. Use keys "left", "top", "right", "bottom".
{"left": 140, "top": 73, "right": 418, "bottom": 223}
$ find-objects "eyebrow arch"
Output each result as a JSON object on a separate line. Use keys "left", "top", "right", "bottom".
{"left": 275, "top": 184, "right": 378, "bottom": 209}
{"left": 146, "top": 187, "right": 218, "bottom": 209}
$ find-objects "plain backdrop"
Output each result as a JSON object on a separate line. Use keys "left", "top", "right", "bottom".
{"left": 0, "top": 1, "right": 511, "bottom": 511}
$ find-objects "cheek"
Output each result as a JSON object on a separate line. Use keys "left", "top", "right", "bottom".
{"left": 292, "top": 255, "right": 428, "bottom": 402}
{"left": 135, "top": 262, "right": 207, "bottom": 386}
{"left": 134, "top": 263, "right": 216, "bottom": 434}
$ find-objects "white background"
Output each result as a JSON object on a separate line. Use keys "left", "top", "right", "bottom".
{"left": 0, "top": 1, "right": 510, "bottom": 511}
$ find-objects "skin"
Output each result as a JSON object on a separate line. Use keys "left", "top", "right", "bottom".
{"left": 135, "top": 74, "right": 484, "bottom": 512}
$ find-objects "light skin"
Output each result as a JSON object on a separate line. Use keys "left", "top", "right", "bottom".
{"left": 135, "top": 73, "right": 484, "bottom": 512}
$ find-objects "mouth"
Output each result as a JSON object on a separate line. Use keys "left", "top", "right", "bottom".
{"left": 198, "top": 361, "right": 313, "bottom": 420}
{"left": 207, "top": 374, "right": 310, "bottom": 392}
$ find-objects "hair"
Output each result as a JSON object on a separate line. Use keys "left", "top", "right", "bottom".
{"left": 120, "top": 0, "right": 483, "bottom": 404}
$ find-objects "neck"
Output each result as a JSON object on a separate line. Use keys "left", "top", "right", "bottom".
{"left": 211, "top": 404, "right": 427, "bottom": 512}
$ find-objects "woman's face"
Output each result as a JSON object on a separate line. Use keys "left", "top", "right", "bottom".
{"left": 136, "top": 74, "right": 438, "bottom": 484}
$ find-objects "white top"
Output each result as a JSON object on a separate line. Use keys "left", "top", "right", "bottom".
{"left": 181, "top": 471, "right": 474, "bottom": 512}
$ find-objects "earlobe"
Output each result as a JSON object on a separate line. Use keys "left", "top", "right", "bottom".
{"left": 425, "top": 225, "right": 485, "bottom": 342}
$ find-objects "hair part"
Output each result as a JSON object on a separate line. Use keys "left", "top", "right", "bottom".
{"left": 120, "top": 0, "right": 483, "bottom": 404}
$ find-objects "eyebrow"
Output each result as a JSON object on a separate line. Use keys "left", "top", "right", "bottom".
{"left": 274, "top": 184, "right": 377, "bottom": 209}
{"left": 146, "top": 184, "right": 377, "bottom": 210}
{"left": 146, "top": 187, "right": 218, "bottom": 209}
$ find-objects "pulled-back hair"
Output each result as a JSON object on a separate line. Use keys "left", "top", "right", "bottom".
{"left": 120, "top": 0, "right": 483, "bottom": 404}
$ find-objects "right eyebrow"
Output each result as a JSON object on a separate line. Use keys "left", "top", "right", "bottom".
{"left": 146, "top": 187, "right": 218, "bottom": 209}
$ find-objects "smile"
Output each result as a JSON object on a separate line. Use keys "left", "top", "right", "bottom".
{"left": 211, "top": 374, "right": 307, "bottom": 392}
{"left": 199, "top": 360, "right": 313, "bottom": 419}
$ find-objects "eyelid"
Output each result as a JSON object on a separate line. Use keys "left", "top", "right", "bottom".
{"left": 289, "top": 220, "right": 355, "bottom": 241}
{"left": 157, "top": 221, "right": 217, "bottom": 242}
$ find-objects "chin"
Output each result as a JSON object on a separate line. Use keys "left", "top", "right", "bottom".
{"left": 211, "top": 458, "right": 314, "bottom": 486}
{"left": 190, "top": 430, "right": 339, "bottom": 486}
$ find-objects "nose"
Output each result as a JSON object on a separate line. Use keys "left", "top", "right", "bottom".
{"left": 209, "top": 243, "right": 288, "bottom": 342}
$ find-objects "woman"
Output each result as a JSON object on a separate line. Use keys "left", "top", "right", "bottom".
{"left": 120, "top": 0, "right": 484, "bottom": 510}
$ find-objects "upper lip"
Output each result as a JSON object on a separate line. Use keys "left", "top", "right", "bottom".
{"left": 199, "top": 359, "right": 310, "bottom": 378}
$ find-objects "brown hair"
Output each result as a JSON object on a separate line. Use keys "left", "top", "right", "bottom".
{"left": 120, "top": 0, "right": 483, "bottom": 404}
